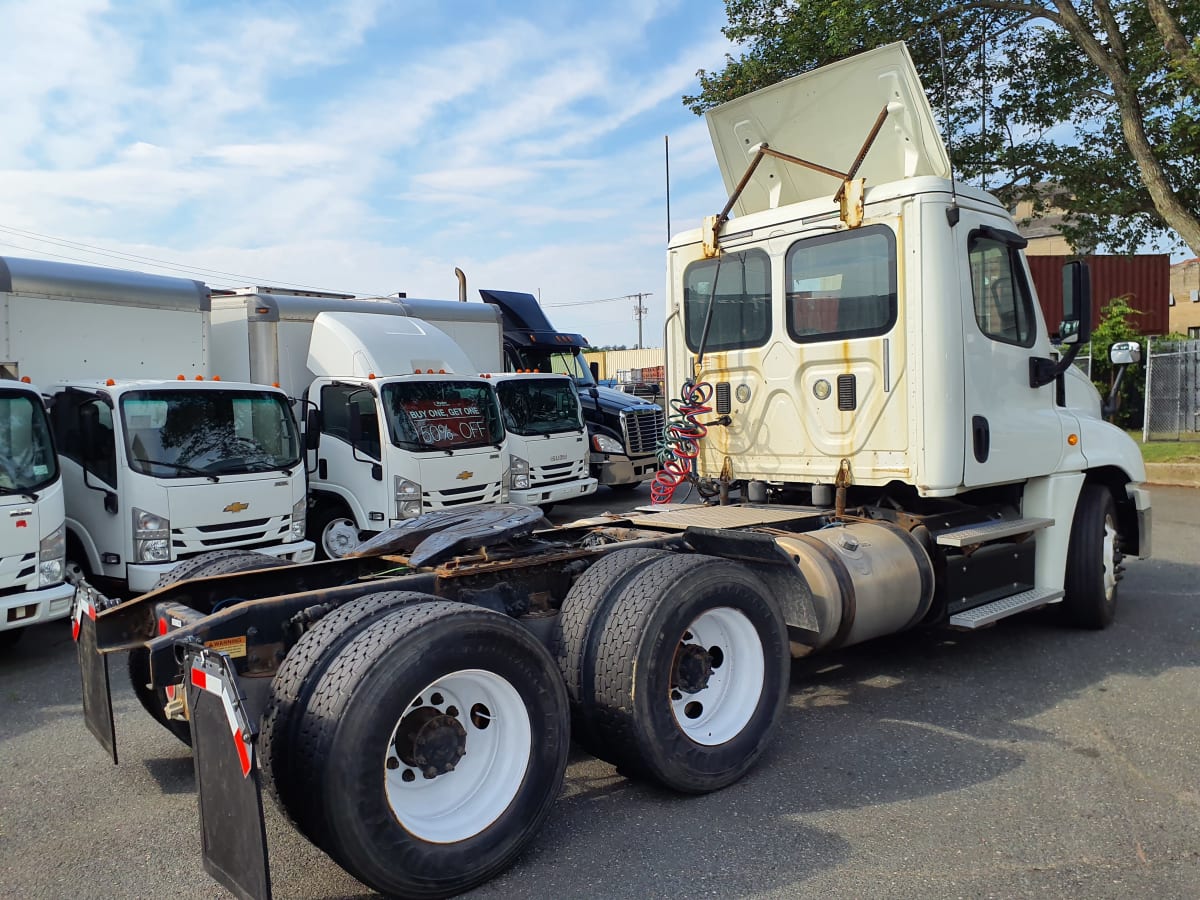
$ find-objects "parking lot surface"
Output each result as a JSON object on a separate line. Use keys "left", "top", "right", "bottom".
{"left": 1, "top": 485, "right": 1197, "bottom": 899}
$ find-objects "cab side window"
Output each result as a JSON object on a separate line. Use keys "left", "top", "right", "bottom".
{"left": 968, "top": 233, "right": 1036, "bottom": 347}
{"left": 51, "top": 392, "right": 117, "bottom": 486}
{"left": 320, "top": 384, "right": 381, "bottom": 460}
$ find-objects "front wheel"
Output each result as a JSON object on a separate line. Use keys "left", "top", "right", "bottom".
{"left": 1061, "top": 485, "right": 1121, "bottom": 629}
{"left": 310, "top": 503, "right": 367, "bottom": 560}
{"left": 286, "top": 601, "right": 570, "bottom": 898}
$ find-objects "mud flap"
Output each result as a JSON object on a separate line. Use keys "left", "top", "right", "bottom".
{"left": 73, "top": 584, "right": 117, "bottom": 764}
{"left": 185, "top": 647, "right": 272, "bottom": 900}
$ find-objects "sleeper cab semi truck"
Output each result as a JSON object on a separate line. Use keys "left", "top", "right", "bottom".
{"left": 72, "top": 43, "right": 1149, "bottom": 900}
{"left": 208, "top": 291, "right": 512, "bottom": 558}
{"left": 0, "top": 376, "right": 71, "bottom": 645}
{"left": 476, "top": 287, "right": 664, "bottom": 492}
{"left": 0, "top": 255, "right": 314, "bottom": 594}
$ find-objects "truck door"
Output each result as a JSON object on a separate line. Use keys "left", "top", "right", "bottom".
{"left": 51, "top": 390, "right": 123, "bottom": 577}
{"left": 309, "top": 379, "right": 384, "bottom": 527}
{"left": 959, "top": 219, "right": 1064, "bottom": 486}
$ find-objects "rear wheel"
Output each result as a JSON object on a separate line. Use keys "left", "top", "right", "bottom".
{"left": 260, "top": 589, "right": 435, "bottom": 835}
{"left": 132, "top": 551, "right": 295, "bottom": 746}
{"left": 1061, "top": 485, "right": 1121, "bottom": 629}
{"left": 585, "top": 553, "right": 788, "bottom": 793}
{"left": 550, "top": 547, "right": 667, "bottom": 749}
{"left": 286, "top": 600, "right": 569, "bottom": 898}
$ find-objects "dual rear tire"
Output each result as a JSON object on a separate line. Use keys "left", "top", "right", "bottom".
{"left": 261, "top": 595, "right": 569, "bottom": 899}
{"left": 553, "top": 551, "right": 789, "bottom": 793}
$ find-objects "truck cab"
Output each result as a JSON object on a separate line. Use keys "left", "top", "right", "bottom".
{"left": 479, "top": 289, "right": 665, "bottom": 491}
{"left": 49, "top": 379, "right": 313, "bottom": 594}
{"left": 0, "top": 379, "right": 71, "bottom": 643}
{"left": 489, "top": 372, "right": 596, "bottom": 508}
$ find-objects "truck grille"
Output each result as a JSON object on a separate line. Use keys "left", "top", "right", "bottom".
{"left": 171, "top": 516, "right": 290, "bottom": 556}
{"left": 530, "top": 459, "right": 588, "bottom": 488}
{"left": 0, "top": 552, "right": 37, "bottom": 593}
{"left": 621, "top": 407, "right": 666, "bottom": 456}
{"left": 424, "top": 482, "right": 505, "bottom": 508}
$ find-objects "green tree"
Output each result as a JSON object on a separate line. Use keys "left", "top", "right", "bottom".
{"left": 1086, "top": 294, "right": 1143, "bottom": 427}
{"left": 685, "top": 0, "right": 1200, "bottom": 257}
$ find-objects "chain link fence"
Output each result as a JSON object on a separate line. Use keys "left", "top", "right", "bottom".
{"left": 1143, "top": 340, "right": 1200, "bottom": 442}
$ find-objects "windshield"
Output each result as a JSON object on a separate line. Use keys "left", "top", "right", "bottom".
{"left": 495, "top": 377, "right": 583, "bottom": 436}
{"left": 509, "top": 348, "right": 596, "bottom": 387}
{"left": 381, "top": 381, "right": 505, "bottom": 452}
{"left": 0, "top": 390, "right": 58, "bottom": 492}
{"left": 121, "top": 389, "right": 301, "bottom": 477}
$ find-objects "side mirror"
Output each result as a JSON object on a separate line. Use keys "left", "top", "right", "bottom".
{"left": 1110, "top": 340, "right": 1142, "bottom": 366}
{"left": 1059, "top": 260, "right": 1092, "bottom": 345}
{"left": 305, "top": 408, "right": 322, "bottom": 451}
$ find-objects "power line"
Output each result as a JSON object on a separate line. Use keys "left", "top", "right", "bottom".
{"left": 0, "top": 222, "right": 383, "bottom": 296}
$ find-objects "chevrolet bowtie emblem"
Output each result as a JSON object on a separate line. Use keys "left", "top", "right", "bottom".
{"left": 224, "top": 501, "right": 250, "bottom": 513}
{"left": 456, "top": 471, "right": 474, "bottom": 481}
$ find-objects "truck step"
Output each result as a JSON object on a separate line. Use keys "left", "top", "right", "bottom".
{"left": 948, "top": 588, "right": 1065, "bottom": 629}
{"left": 936, "top": 517, "right": 1054, "bottom": 547}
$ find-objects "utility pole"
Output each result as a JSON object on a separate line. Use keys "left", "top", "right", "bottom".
{"left": 632, "top": 292, "right": 651, "bottom": 349}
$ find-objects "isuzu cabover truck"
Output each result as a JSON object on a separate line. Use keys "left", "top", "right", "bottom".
{"left": 0, "top": 376, "right": 71, "bottom": 646}
{"left": 476, "top": 287, "right": 665, "bottom": 491}
{"left": 209, "top": 288, "right": 593, "bottom": 554}
{"left": 0, "top": 256, "right": 314, "bottom": 596}
{"left": 73, "top": 43, "right": 1149, "bottom": 900}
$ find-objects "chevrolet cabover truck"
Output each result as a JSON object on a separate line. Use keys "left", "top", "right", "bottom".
{"left": 72, "top": 43, "right": 1148, "bottom": 900}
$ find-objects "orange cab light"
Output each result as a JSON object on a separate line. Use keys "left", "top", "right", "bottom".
{"left": 1067, "top": 433, "right": 1079, "bottom": 446}
{"left": 106, "top": 379, "right": 116, "bottom": 386}
{"left": 414, "top": 369, "right": 421, "bottom": 374}
{"left": 213, "top": 375, "right": 221, "bottom": 381}
{"left": 368, "top": 373, "right": 376, "bottom": 380}
{"left": 20, "top": 376, "right": 30, "bottom": 383}
{"left": 177, "top": 374, "right": 186, "bottom": 380}
{"left": 427, "top": 368, "right": 435, "bottom": 374}
{"left": 272, "top": 382, "right": 280, "bottom": 388}
{"left": 256, "top": 307, "right": 270, "bottom": 315}
{"left": 439, "top": 369, "right": 446, "bottom": 374}
{"left": 195, "top": 375, "right": 204, "bottom": 380}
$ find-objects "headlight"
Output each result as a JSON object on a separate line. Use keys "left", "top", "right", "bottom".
{"left": 592, "top": 434, "right": 624, "bottom": 454}
{"left": 38, "top": 524, "right": 65, "bottom": 587}
{"left": 510, "top": 455, "right": 530, "bottom": 490}
{"left": 288, "top": 497, "right": 306, "bottom": 542}
{"left": 395, "top": 476, "right": 422, "bottom": 520}
{"left": 133, "top": 507, "right": 171, "bottom": 563}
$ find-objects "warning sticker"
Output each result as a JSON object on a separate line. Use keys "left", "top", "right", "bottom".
{"left": 204, "top": 635, "right": 248, "bottom": 659}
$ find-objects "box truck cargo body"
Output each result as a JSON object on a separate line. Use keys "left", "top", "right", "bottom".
{"left": 0, "top": 256, "right": 314, "bottom": 593}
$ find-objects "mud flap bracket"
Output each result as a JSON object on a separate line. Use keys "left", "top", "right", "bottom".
{"left": 184, "top": 646, "right": 272, "bottom": 900}
{"left": 73, "top": 584, "right": 117, "bottom": 765}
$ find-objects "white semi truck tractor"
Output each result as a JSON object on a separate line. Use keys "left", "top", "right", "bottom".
{"left": 72, "top": 43, "right": 1148, "bottom": 900}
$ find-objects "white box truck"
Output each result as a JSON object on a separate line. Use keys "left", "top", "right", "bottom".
{"left": 0, "top": 375, "right": 71, "bottom": 646}
{"left": 210, "top": 289, "right": 595, "bottom": 553}
{"left": 0, "top": 256, "right": 314, "bottom": 594}
{"left": 209, "top": 292, "right": 511, "bottom": 557}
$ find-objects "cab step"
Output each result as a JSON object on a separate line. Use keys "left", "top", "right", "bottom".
{"left": 936, "top": 517, "right": 1054, "bottom": 547}
{"left": 949, "top": 587, "right": 1064, "bottom": 629}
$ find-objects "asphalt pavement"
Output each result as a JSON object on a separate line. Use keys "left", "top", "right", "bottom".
{"left": 1, "top": 484, "right": 1197, "bottom": 899}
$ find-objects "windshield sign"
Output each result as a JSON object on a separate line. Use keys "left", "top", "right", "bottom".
{"left": 0, "top": 391, "right": 58, "bottom": 492}
{"left": 121, "top": 390, "right": 301, "bottom": 478}
{"left": 383, "top": 381, "right": 504, "bottom": 451}
{"left": 496, "top": 377, "right": 582, "bottom": 436}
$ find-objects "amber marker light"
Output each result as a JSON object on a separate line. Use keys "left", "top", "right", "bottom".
{"left": 1068, "top": 434, "right": 1079, "bottom": 446}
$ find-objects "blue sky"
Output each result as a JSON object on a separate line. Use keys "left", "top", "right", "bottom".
{"left": 0, "top": 0, "right": 736, "bottom": 348}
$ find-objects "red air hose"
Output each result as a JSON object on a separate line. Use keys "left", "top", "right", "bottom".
{"left": 651, "top": 381, "right": 713, "bottom": 504}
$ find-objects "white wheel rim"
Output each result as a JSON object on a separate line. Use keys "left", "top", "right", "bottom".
{"left": 383, "top": 668, "right": 532, "bottom": 843}
{"left": 1102, "top": 514, "right": 1118, "bottom": 601}
{"left": 322, "top": 518, "right": 360, "bottom": 558}
{"left": 669, "top": 607, "right": 765, "bottom": 746}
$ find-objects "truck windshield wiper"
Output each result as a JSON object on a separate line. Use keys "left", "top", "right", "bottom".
{"left": 0, "top": 487, "right": 39, "bottom": 501}
{"left": 132, "top": 457, "right": 220, "bottom": 482}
